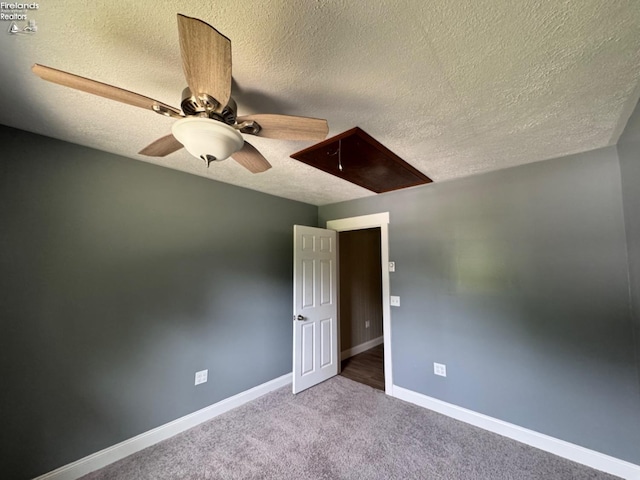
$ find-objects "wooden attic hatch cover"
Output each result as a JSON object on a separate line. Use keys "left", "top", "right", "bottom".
{"left": 290, "top": 127, "right": 432, "bottom": 193}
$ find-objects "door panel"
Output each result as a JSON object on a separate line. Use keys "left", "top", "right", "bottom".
{"left": 320, "top": 318, "right": 333, "bottom": 367}
{"left": 293, "top": 225, "right": 338, "bottom": 394}
{"left": 302, "top": 259, "right": 314, "bottom": 308}
{"left": 301, "top": 323, "right": 315, "bottom": 375}
{"left": 320, "top": 259, "right": 332, "bottom": 305}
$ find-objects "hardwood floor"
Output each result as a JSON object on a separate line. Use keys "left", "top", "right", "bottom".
{"left": 339, "top": 344, "right": 385, "bottom": 391}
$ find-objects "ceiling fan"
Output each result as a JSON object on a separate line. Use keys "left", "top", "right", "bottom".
{"left": 31, "top": 14, "right": 329, "bottom": 173}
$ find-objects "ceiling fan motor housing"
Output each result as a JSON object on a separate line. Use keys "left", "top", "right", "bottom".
{"left": 180, "top": 87, "right": 237, "bottom": 124}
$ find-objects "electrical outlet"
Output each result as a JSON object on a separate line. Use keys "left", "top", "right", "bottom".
{"left": 365, "top": 320, "right": 370, "bottom": 328}
{"left": 389, "top": 261, "right": 396, "bottom": 272}
{"left": 390, "top": 295, "right": 400, "bottom": 306}
{"left": 434, "top": 363, "right": 447, "bottom": 377}
{"left": 195, "top": 369, "right": 208, "bottom": 385}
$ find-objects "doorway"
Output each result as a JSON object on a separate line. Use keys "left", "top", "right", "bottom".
{"left": 326, "top": 212, "right": 392, "bottom": 394}
{"left": 338, "top": 227, "right": 384, "bottom": 390}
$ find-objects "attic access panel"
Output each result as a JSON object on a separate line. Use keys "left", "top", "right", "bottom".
{"left": 290, "top": 127, "right": 432, "bottom": 193}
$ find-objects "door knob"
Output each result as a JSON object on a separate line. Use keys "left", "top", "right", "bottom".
{"left": 296, "top": 315, "right": 305, "bottom": 321}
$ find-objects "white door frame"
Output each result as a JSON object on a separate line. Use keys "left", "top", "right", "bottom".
{"left": 326, "top": 212, "right": 392, "bottom": 395}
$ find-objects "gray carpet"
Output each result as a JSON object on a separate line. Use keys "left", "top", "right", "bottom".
{"left": 80, "top": 376, "right": 621, "bottom": 479}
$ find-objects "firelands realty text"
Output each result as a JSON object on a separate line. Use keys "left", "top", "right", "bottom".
{"left": 1, "top": 3, "right": 38, "bottom": 21}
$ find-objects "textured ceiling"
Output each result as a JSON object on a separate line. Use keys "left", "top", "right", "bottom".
{"left": 1, "top": 0, "right": 639, "bottom": 205}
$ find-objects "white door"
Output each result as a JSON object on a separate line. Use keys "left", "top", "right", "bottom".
{"left": 292, "top": 225, "right": 338, "bottom": 394}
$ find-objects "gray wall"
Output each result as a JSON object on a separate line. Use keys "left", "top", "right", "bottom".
{"left": 319, "top": 146, "right": 640, "bottom": 464}
{"left": 0, "top": 125, "right": 317, "bottom": 479}
{"left": 618, "top": 100, "right": 640, "bottom": 392}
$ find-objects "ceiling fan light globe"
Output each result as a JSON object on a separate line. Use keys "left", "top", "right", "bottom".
{"left": 171, "top": 117, "right": 243, "bottom": 162}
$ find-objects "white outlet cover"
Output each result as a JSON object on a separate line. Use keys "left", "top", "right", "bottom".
{"left": 365, "top": 320, "right": 370, "bottom": 328}
{"left": 434, "top": 363, "right": 447, "bottom": 377}
{"left": 195, "top": 369, "right": 208, "bottom": 385}
{"left": 389, "top": 261, "right": 396, "bottom": 272}
{"left": 390, "top": 295, "right": 400, "bottom": 306}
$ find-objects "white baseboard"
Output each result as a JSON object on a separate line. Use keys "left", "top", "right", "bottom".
{"left": 392, "top": 385, "right": 640, "bottom": 480}
{"left": 340, "top": 336, "right": 383, "bottom": 361}
{"left": 35, "top": 373, "right": 292, "bottom": 480}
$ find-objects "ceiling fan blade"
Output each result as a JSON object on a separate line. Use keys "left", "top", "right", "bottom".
{"left": 231, "top": 141, "right": 272, "bottom": 173}
{"left": 32, "top": 64, "right": 182, "bottom": 116}
{"left": 139, "top": 134, "right": 184, "bottom": 157}
{"left": 236, "top": 114, "right": 329, "bottom": 141}
{"left": 177, "top": 14, "right": 231, "bottom": 111}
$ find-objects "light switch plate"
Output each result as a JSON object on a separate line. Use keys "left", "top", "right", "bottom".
{"left": 389, "top": 261, "right": 395, "bottom": 272}
{"left": 390, "top": 295, "right": 400, "bottom": 306}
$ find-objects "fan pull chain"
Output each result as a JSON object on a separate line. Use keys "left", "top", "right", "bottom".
{"left": 327, "top": 139, "right": 344, "bottom": 171}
